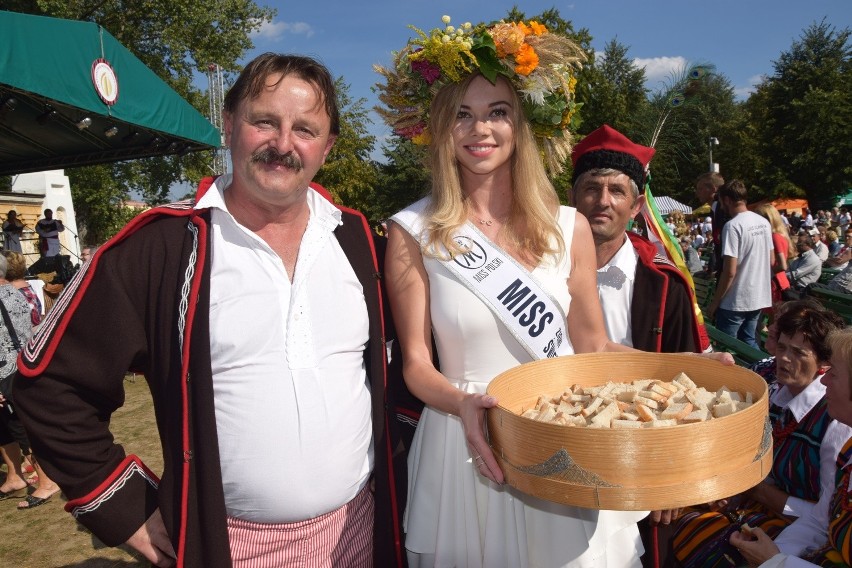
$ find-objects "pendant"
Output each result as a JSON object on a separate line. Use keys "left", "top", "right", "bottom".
{"left": 479, "top": 219, "right": 493, "bottom": 226}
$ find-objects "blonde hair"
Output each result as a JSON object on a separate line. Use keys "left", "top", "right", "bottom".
{"left": 423, "top": 74, "right": 563, "bottom": 262}
{"left": 828, "top": 328, "right": 852, "bottom": 399}
{"left": 755, "top": 203, "right": 795, "bottom": 260}
{"left": 2, "top": 251, "right": 27, "bottom": 281}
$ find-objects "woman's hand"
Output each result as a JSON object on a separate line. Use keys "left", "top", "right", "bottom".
{"left": 696, "top": 351, "right": 736, "bottom": 366}
{"left": 649, "top": 508, "right": 682, "bottom": 525}
{"left": 730, "top": 526, "right": 780, "bottom": 567}
{"left": 459, "top": 393, "right": 504, "bottom": 484}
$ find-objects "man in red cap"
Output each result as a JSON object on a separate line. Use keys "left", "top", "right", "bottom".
{"left": 570, "top": 125, "right": 705, "bottom": 354}
{"left": 570, "top": 124, "right": 707, "bottom": 568}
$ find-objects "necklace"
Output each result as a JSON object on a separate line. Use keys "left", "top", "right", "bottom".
{"left": 474, "top": 214, "right": 508, "bottom": 227}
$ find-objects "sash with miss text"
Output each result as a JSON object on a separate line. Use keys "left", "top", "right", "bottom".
{"left": 393, "top": 212, "right": 570, "bottom": 361}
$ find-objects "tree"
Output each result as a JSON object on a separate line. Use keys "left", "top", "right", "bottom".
{"left": 373, "top": 137, "right": 432, "bottom": 224}
{"left": 5, "top": 0, "right": 274, "bottom": 239}
{"left": 748, "top": 20, "right": 852, "bottom": 208}
{"left": 630, "top": 67, "right": 740, "bottom": 204}
{"left": 313, "top": 80, "right": 380, "bottom": 219}
{"left": 578, "top": 38, "right": 648, "bottom": 136}
{"left": 67, "top": 163, "right": 143, "bottom": 244}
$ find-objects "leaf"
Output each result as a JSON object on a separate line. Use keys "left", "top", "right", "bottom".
{"left": 471, "top": 35, "right": 502, "bottom": 83}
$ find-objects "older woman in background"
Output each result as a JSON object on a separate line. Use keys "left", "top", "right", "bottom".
{"left": 0, "top": 254, "right": 58, "bottom": 508}
{"left": 733, "top": 327, "right": 852, "bottom": 566}
{"left": 2, "top": 251, "right": 41, "bottom": 326}
{"left": 674, "top": 303, "right": 851, "bottom": 567}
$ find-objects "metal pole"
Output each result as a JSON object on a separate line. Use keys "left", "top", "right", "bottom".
{"left": 708, "top": 137, "right": 719, "bottom": 173}
{"left": 709, "top": 136, "right": 713, "bottom": 172}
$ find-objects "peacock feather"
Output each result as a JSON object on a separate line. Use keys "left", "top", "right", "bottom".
{"left": 639, "top": 62, "right": 715, "bottom": 344}
{"left": 647, "top": 63, "right": 715, "bottom": 149}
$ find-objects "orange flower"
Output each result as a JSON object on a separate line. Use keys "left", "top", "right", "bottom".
{"left": 514, "top": 43, "right": 539, "bottom": 76}
{"left": 528, "top": 21, "right": 547, "bottom": 35}
{"left": 490, "top": 22, "right": 525, "bottom": 57}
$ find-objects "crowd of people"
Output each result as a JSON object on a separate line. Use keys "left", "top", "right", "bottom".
{"left": 2, "top": 14, "right": 852, "bottom": 568}
{"left": 670, "top": 205, "right": 852, "bottom": 297}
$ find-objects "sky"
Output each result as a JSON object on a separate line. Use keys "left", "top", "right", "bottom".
{"left": 172, "top": 0, "right": 852, "bottom": 195}
{"left": 234, "top": 0, "right": 850, "bottom": 149}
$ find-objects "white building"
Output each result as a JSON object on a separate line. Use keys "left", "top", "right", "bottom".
{"left": 2, "top": 169, "right": 81, "bottom": 263}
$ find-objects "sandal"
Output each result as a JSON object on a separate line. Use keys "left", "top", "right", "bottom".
{"left": 17, "top": 490, "right": 59, "bottom": 509}
{"left": 0, "top": 485, "right": 28, "bottom": 500}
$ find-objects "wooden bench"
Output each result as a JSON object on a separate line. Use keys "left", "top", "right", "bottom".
{"left": 808, "top": 285, "right": 852, "bottom": 324}
{"left": 704, "top": 322, "right": 770, "bottom": 367}
{"left": 819, "top": 266, "right": 842, "bottom": 284}
{"left": 692, "top": 274, "right": 716, "bottom": 314}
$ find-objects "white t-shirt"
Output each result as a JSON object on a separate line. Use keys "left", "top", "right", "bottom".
{"left": 197, "top": 175, "right": 373, "bottom": 523}
{"left": 720, "top": 210, "right": 773, "bottom": 312}
{"left": 596, "top": 237, "right": 637, "bottom": 347}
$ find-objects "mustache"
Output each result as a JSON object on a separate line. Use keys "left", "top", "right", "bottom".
{"left": 251, "top": 148, "right": 303, "bottom": 171}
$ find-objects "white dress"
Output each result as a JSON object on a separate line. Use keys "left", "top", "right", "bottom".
{"left": 392, "top": 198, "right": 646, "bottom": 568}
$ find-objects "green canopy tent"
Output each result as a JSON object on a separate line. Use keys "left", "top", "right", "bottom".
{"left": 0, "top": 10, "right": 221, "bottom": 176}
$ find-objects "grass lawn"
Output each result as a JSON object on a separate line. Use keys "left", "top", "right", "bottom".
{"left": 0, "top": 375, "right": 163, "bottom": 567}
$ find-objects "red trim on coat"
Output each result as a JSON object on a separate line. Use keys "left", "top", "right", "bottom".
{"left": 18, "top": 203, "right": 196, "bottom": 377}
{"left": 396, "top": 407, "right": 422, "bottom": 420}
{"left": 195, "top": 176, "right": 216, "bottom": 202}
{"left": 628, "top": 232, "right": 706, "bottom": 352}
{"left": 629, "top": 233, "right": 670, "bottom": 352}
{"left": 63, "top": 455, "right": 159, "bottom": 512}
{"left": 174, "top": 212, "right": 209, "bottom": 567}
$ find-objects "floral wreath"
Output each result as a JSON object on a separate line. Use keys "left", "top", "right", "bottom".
{"left": 374, "top": 15, "right": 587, "bottom": 174}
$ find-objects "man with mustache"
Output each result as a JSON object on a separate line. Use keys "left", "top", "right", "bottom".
{"left": 571, "top": 124, "right": 707, "bottom": 568}
{"left": 14, "top": 54, "right": 406, "bottom": 567}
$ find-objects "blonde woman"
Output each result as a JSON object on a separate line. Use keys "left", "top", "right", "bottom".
{"left": 756, "top": 203, "right": 795, "bottom": 303}
{"left": 379, "top": 15, "right": 732, "bottom": 568}
{"left": 756, "top": 204, "right": 795, "bottom": 266}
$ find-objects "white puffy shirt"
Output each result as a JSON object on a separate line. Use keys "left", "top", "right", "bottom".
{"left": 596, "top": 236, "right": 638, "bottom": 347}
{"left": 197, "top": 176, "right": 373, "bottom": 523}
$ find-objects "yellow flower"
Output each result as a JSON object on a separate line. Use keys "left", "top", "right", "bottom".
{"left": 412, "top": 130, "right": 432, "bottom": 145}
{"left": 514, "top": 43, "right": 539, "bottom": 76}
{"left": 490, "top": 22, "right": 525, "bottom": 58}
